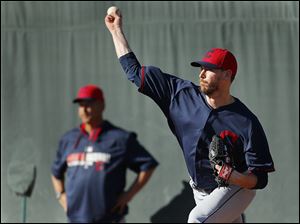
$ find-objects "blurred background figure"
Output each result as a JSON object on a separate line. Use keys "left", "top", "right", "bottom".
{"left": 51, "top": 84, "right": 158, "bottom": 223}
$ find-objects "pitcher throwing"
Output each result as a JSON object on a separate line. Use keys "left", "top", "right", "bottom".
{"left": 105, "top": 8, "right": 275, "bottom": 223}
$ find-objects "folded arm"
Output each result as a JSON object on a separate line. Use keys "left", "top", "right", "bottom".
{"left": 111, "top": 167, "right": 156, "bottom": 214}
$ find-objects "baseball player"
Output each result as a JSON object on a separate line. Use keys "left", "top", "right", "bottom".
{"left": 51, "top": 84, "right": 158, "bottom": 223}
{"left": 105, "top": 10, "right": 275, "bottom": 223}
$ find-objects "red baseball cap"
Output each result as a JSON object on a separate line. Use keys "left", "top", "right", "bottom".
{"left": 191, "top": 48, "right": 238, "bottom": 76}
{"left": 73, "top": 85, "right": 105, "bottom": 103}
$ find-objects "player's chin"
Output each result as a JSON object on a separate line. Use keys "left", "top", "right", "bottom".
{"left": 200, "top": 86, "right": 216, "bottom": 96}
{"left": 200, "top": 85, "right": 208, "bottom": 92}
{"left": 81, "top": 116, "right": 92, "bottom": 124}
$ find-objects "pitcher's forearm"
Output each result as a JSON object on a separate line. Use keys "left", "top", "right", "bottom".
{"left": 111, "top": 29, "right": 132, "bottom": 58}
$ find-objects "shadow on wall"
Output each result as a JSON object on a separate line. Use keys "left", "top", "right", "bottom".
{"left": 150, "top": 181, "right": 195, "bottom": 223}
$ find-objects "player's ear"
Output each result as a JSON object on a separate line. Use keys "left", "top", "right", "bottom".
{"left": 223, "top": 70, "right": 233, "bottom": 81}
{"left": 100, "top": 101, "right": 105, "bottom": 111}
{"left": 95, "top": 100, "right": 105, "bottom": 112}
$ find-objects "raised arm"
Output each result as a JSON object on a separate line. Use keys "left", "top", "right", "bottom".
{"left": 104, "top": 7, "right": 175, "bottom": 110}
{"left": 104, "top": 8, "right": 131, "bottom": 58}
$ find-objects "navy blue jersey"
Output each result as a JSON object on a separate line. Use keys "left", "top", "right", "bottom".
{"left": 51, "top": 120, "right": 158, "bottom": 222}
{"left": 119, "top": 52, "right": 274, "bottom": 190}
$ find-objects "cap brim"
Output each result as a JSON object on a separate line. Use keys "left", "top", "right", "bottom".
{"left": 73, "top": 98, "right": 96, "bottom": 103}
{"left": 191, "top": 61, "right": 219, "bottom": 69}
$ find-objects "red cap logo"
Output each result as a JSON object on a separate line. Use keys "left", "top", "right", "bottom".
{"left": 191, "top": 48, "right": 238, "bottom": 77}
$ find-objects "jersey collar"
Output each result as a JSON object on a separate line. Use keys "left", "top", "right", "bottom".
{"left": 80, "top": 123, "right": 103, "bottom": 142}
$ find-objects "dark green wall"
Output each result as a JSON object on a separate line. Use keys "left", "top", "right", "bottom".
{"left": 1, "top": 1, "right": 299, "bottom": 222}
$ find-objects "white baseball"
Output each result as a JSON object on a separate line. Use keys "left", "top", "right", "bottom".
{"left": 107, "top": 6, "right": 121, "bottom": 16}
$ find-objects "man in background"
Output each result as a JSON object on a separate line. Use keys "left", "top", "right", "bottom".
{"left": 51, "top": 84, "right": 158, "bottom": 223}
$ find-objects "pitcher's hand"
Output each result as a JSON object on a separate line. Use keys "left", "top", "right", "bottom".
{"left": 105, "top": 12, "right": 122, "bottom": 33}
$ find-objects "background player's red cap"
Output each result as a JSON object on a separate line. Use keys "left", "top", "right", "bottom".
{"left": 73, "top": 84, "right": 104, "bottom": 103}
{"left": 191, "top": 48, "right": 238, "bottom": 76}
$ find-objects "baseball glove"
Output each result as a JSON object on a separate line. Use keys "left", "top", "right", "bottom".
{"left": 208, "top": 135, "right": 234, "bottom": 187}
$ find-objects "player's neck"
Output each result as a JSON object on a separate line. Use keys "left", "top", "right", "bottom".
{"left": 205, "top": 93, "right": 235, "bottom": 109}
{"left": 84, "top": 118, "right": 103, "bottom": 134}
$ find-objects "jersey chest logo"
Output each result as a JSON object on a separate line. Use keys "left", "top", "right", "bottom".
{"left": 67, "top": 146, "right": 111, "bottom": 171}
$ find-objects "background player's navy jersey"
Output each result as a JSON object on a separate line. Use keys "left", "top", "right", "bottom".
{"left": 51, "top": 120, "right": 158, "bottom": 222}
{"left": 119, "top": 52, "right": 274, "bottom": 190}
